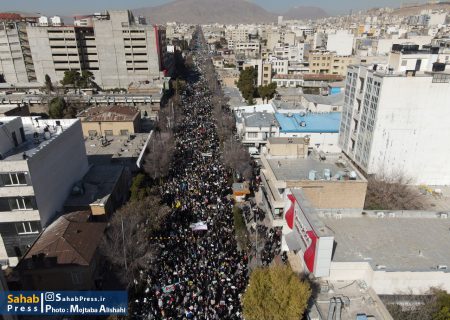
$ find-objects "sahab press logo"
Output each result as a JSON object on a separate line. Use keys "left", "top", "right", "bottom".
{"left": 6, "top": 293, "right": 40, "bottom": 312}
{"left": 0, "top": 291, "right": 128, "bottom": 316}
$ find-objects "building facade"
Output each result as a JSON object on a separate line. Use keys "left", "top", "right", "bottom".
{"left": 339, "top": 65, "right": 450, "bottom": 185}
{"left": 0, "top": 117, "right": 89, "bottom": 266}
{"left": 1, "top": 11, "right": 168, "bottom": 88}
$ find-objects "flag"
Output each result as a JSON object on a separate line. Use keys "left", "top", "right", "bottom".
{"left": 162, "top": 284, "right": 176, "bottom": 293}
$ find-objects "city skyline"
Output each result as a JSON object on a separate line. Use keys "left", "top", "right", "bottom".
{"left": 1, "top": 0, "right": 430, "bottom": 16}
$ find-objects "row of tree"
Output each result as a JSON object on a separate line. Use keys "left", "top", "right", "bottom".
{"left": 236, "top": 66, "right": 277, "bottom": 105}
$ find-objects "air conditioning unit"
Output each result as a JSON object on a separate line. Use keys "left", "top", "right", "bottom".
{"left": 389, "top": 212, "right": 396, "bottom": 218}
{"left": 377, "top": 212, "right": 385, "bottom": 218}
{"left": 438, "top": 265, "right": 448, "bottom": 270}
{"left": 440, "top": 213, "right": 448, "bottom": 219}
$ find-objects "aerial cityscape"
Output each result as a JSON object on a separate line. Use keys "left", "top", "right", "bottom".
{"left": 0, "top": 0, "right": 449, "bottom": 319}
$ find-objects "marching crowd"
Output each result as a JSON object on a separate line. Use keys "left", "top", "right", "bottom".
{"left": 131, "top": 31, "right": 249, "bottom": 320}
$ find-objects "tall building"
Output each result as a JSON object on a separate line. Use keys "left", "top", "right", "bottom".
{"left": 339, "top": 64, "right": 450, "bottom": 185}
{"left": 0, "top": 117, "right": 89, "bottom": 266}
{"left": 0, "top": 13, "right": 37, "bottom": 83}
{"left": 0, "top": 10, "right": 168, "bottom": 88}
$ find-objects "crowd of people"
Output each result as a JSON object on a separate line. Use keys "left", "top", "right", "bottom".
{"left": 131, "top": 30, "right": 249, "bottom": 319}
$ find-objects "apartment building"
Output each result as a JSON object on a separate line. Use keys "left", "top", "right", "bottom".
{"left": 308, "top": 50, "right": 355, "bottom": 76}
{"left": 0, "top": 14, "right": 37, "bottom": 83}
{"left": 339, "top": 64, "right": 450, "bottom": 185}
{"left": 0, "top": 117, "right": 88, "bottom": 266}
{"left": 1, "top": 11, "right": 168, "bottom": 88}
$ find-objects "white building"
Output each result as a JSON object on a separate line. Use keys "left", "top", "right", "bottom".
{"left": 0, "top": 117, "right": 89, "bottom": 266}
{"left": 339, "top": 64, "right": 450, "bottom": 185}
{"left": 326, "top": 31, "right": 354, "bottom": 56}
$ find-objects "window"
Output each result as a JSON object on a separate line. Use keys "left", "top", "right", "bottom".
{"left": 9, "top": 197, "right": 33, "bottom": 210}
{"left": 1, "top": 173, "right": 27, "bottom": 186}
{"left": 120, "top": 130, "right": 129, "bottom": 136}
{"left": 16, "top": 221, "right": 39, "bottom": 235}
{"left": 104, "top": 130, "right": 113, "bottom": 136}
{"left": 88, "top": 130, "right": 97, "bottom": 137}
{"left": 247, "top": 132, "right": 258, "bottom": 138}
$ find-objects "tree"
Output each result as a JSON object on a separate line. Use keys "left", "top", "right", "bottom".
{"left": 80, "top": 70, "right": 96, "bottom": 88}
{"left": 364, "top": 172, "right": 428, "bottom": 210}
{"left": 48, "top": 97, "right": 66, "bottom": 118}
{"left": 60, "top": 70, "right": 81, "bottom": 87}
{"left": 237, "top": 67, "right": 258, "bottom": 104}
{"left": 100, "top": 195, "right": 170, "bottom": 287}
{"left": 383, "top": 289, "right": 450, "bottom": 320}
{"left": 130, "top": 173, "right": 152, "bottom": 201}
{"left": 143, "top": 131, "right": 175, "bottom": 183}
{"left": 223, "top": 136, "right": 253, "bottom": 181}
{"left": 242, "top": 264, "right": 311, "bottom": 320}
{"left": 258, "top": 83, "right": 277, "bottom": 103}
{"left": 44, "top": 74, "right": 53, "bottom": 93}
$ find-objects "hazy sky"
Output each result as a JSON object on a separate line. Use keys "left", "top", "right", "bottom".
{"left": 2, "top": 0, "right": 426, "bottom": 16}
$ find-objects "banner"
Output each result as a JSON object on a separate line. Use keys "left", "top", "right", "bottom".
{"left": 0, "top": 291, "right": 127, "bottom": 316}
{"left": 189, "top": 221, "right": 208, "bottom": 231}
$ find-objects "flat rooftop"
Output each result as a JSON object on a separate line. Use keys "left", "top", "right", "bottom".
{"left": 321, "top": 213, "right": 450, "bottom": 271}
{"left": 84, "top": 133, "right": 150, "bottom": 162}
{"left": 1, "top": 117, "right": 78, "bottom": 161}
{"left": 64, "top": 165, "right": 125, "bottom": 208}
{"left": 275, "top": 112, "right": 341, "bottom": 133}
{"left": 243, "top": 112, "right": 278, "bottom": 128}
{"left": 313, "top": 280, "right": 393, "bottom": 320}
{"left": 266, "top": 154, "right": 363, "bottom": 181}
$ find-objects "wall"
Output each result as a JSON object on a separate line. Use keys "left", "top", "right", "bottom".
{"left": 327, "top": 32, "right": 354, "bottom": 56}
{"left": 27, "top": 120, "right": 89, "bottom": 226}
{"left": 327, "top": 262, "right": 450, "bottom": 294}
{"left": 266, "top": 143, "right": 307, "bottom": 158}
{"left": 279, "top": 132, "right": 340, "bottom": 153}
{"left": 81, "top": 120, "right": 137, "bottom": 137}
{"left": 26, "top": 27, "right": 57, "bottom": 84}
{"left": 287, "top": 180, "right": 367, "bottom": 209}
{"left": 368, "top": 75, "right": 450, "bottom": 185}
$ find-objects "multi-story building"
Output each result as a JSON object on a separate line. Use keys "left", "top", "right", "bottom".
{"left": 1, "top": 11, "right": 168, "bottom": 88}
{"left": 308, "top": 50, "right": 355, "bottom": 76}
{"left": 339, "top": 64, "right": 450, "bottom": 185}
{"left": 0, "top": 117, "right": 88, "bottom": 266}
{"left": 0, "top": 14, "right": 37, "bottom": 83}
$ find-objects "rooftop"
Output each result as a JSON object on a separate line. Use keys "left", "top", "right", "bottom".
{"left": 321, "top": 213, "right": 450, "bottom": 271}
{"left": 64, "top": 165, "right": 126, "bottom": 209}
{"left": 20, "top": 212, "right": 106, "bottom": 268}
{"left": 266, "top": 154, "right": 363, "bottom": 181}
{"left": 275, "top": 112, "right": 341, "bottom": 133}
{"left": 243, "top": 112, "right": 278, "bottom": 128}
{"left": 302, "top": 93, "right": 344, "bottom": 106}
{"left": 0, "top": 117, "right": 79, "bottom": 161}
{"left": 85, "top": 133, "right": 150, "bottom": 163}
{"left": 77, "top": 105, "right": 140, "bottom": 122}
{"left": 313, "top": 280, "right": 393, "bottom": 320}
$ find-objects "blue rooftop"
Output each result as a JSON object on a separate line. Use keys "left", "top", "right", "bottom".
{"left": 275, "top": 112, "right": 341, "bottom": 133}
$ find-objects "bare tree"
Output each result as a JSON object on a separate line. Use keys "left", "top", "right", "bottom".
{"left": 100, "top": 195, "right": 170, "bottom": 287}
{"left": 364, "top": 172, "right": 428, "bottom": 210}
{"left": 223, "top": 136, "right": 253, "bottom": 181}
{"left": 143, "top": 131, "right": 175, "bottom": 183}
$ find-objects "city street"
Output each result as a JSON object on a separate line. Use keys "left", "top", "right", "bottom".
{"left": 130, "top": 28, "right": 249, "bottom": 319}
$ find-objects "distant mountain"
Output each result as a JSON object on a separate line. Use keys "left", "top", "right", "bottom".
{"left": 133, "top": 0, "right": 327, "bottom": 24}
{"left": 134, "top": 0, "right": 275, "bottom": 24}
{"left": 282, "top": 6, "right": 328, "bottom": 20}
{"left": 391, "top": 2, "right": 450, "bottom": 16}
